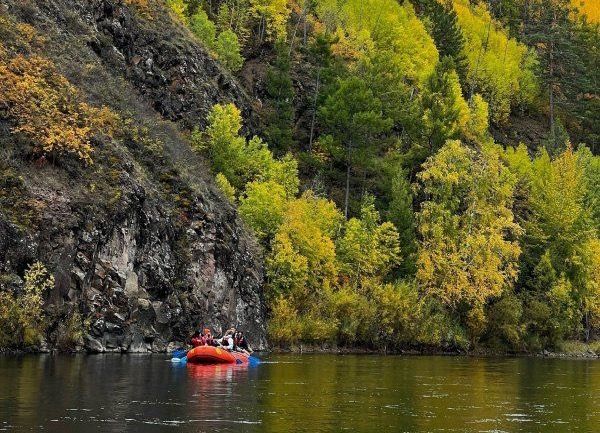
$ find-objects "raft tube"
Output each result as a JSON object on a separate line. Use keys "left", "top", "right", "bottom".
{"left": 186, "top": 346, "right": 250, "bottom": 364}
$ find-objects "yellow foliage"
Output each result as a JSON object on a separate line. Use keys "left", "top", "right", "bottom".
{"left": 0, "top": 262, "right": 54, "bottom": 348}
{"left": 250, "top": 0, "right": 291, "bottom": 41}
{"left": 453, "top": 0, "right": 538, "bottom": 123}
{"left": 166, "top": 0, "right": 188, "bottom": 24}
{"left": 573, "top": 0, "right": 600, "bottom": 22}
{"left": 416, "top": 140, "right": 521, "bottom": 307}
{"left": 267, "top": 191, "right": 342, "bottom": 302}
{"left": 0, "top": 52, "right": 118, "bottom": 164}
{"left": 316, "top": 0, "right": 438, "bottom": 83}
{"left": 215, "top": 172, "right": 236, "bottom": 203}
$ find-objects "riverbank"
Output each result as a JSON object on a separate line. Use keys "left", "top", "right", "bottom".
{"left": 2, "top": 341, "right": 599, "bottom": 359}
{"left": 270, "top": 340, "right": 600, "bottom": 359}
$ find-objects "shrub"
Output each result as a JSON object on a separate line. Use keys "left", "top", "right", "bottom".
{"left": 215, "top": 172, "right": 236, "bottom": 203}
{"left": 0, "top": 262, "right": 53, "bottom": 348}
{"left": 0, "top": 51, "right": 117, "bottom": 164}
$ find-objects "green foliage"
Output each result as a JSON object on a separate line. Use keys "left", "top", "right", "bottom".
{"left": 216, "top": 0, "right": 251, "bottom": 44}
{"left": 0, "top": 262, "right": 53, "bottom": 348}
{"left": 337, "top": 196, "right": 401, "bottom": 287}
{"left": 239, "top": 180, "right": 287, "bottom": 241}
{"left": 169, "top": 2, "right": 245, "bottom": 72}
{"left": 421, "top": 57, "right": 469, "bottom": 153}
{"left": 417, "top": 0, "right": 468, "bottom": 84}
{"left": 485, "top": 293, "right": 524, "bottom": 349}
{"left": 189, "top": 8, "right": 216, "bottom": 48}
{"left": 504, "top": 144, "right": 600, "bottom": 344}
{"left": 263, "top": 40, "right": 295, "bottom": 154}
{"left": 387, "top": 170, "right": 417, "bottom": 276}
{"left": 320, "top": 76, "right": 393, "bottom": 217}
{"left": 215, "top": 29, "right": 244, "bottom": 71}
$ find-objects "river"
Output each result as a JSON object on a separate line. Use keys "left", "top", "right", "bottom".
{"left": 0, "top": 354, "right": 598, "bottom": 432}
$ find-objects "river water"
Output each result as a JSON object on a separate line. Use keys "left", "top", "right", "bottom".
{"left": 0, "top": 354, "right": 598, "bottom": 432}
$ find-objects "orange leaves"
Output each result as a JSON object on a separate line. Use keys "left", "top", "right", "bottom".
{"left": 0, "top": 51, "right": 117, "bottom": 164}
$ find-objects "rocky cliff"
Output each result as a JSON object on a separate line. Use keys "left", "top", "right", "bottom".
{"left": 0, "top": 0, "right": 267, "bottom": 352}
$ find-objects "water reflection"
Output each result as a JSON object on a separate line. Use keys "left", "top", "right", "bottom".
{"left": 0, "top": 354, "right": 598, "bottom": 432}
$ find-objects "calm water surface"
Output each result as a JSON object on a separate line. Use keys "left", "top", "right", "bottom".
{"left": 0, "top": 354, "right": 598, "bottom": 432}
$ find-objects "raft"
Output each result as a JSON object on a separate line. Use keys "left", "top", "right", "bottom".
{"left": 186, "top": 345, "right": 250, "bottom": 364}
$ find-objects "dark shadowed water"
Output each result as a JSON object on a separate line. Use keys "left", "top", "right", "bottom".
{"left": 0, "top": 354, "right": 598, "bottom": 432}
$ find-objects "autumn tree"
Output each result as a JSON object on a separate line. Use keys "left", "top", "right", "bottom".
{"left": 250, "top": 0, "right": 290, "bottom": 42}
{"left": 416, "top": 140, "right": 521, "bottom": 339}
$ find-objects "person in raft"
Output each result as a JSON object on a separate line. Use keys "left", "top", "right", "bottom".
{"left": 190, "top": 330, "right": 204, "bottom": 347}
{"left": 234, "top": 331, "right": 252, "bottom": 354}
{"left": 220, "top": 333, "right": 234, "bottom": 351}
{"left": 203, "top": 328, "right": 216, "bottom": 346}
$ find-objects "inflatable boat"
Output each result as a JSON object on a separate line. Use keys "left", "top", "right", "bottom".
{"left": 186, "top": 346, "right": 250, "bottom": 364}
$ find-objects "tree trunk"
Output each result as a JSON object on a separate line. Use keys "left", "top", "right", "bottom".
{"left": 308, "top": 69, "right": 320, "bottom": 151}
{"left": 345, "top": 162, "right": 351, "bottom": 219}
{"left": 548, "top": 10, "right": 556, "bottom": 148}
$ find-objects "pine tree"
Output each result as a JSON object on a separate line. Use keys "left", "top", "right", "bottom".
{"left": 523, "top": 0, "right": 586, "bottom": 151}
{"left": 263, "top": 40, "right": 295, "bottom": 155}
{"left": 421, "top": 56, "right": 469, "bottom": 155}
{"left": 414, "top": 0, "right": 468, "bottom": 85}
{"left": 319, "top": 77, "right": 393, "bottom": 218}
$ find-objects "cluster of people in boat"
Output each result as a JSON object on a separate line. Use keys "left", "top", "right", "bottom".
{"left": 190, "top": 328, "right": 252, "bottom": 355}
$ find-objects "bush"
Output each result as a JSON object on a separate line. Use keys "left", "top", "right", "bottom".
{"left": 0, "top": 262, "right": 53, "bottom": 348}
{"left": 215, "top": 172, "right": 236, "bottom": 202}
{"left": 0, "top": 50, "right": 117, "bottom": 164}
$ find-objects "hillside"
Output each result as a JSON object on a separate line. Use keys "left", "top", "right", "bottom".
{"left": 0, "top": 0, "right": 266, "bottom": 352}
{"left": 0, "top": 0, "right": 599, "bottom": 354}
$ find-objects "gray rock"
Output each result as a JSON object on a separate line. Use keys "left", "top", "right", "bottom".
{"left": 85, "top": 335, "right": 105, "bottom": 353}
{"left": 0, "top": 0, "right": 268, "bottom": 352}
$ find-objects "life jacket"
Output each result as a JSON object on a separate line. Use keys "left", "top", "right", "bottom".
{"left": 191, "top": 336, "right": 203, "bottom": 347}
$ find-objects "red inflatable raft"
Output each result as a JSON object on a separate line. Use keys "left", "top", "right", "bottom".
{"left": 186, "top": 346, "right": 249, "bottom": 364}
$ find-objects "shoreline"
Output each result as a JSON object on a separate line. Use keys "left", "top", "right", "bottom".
{"left": 269, "top": 345, "right": 600, "bottom": 359}
{"left": 2, "top": 343, "right": 599, "bottom": 360}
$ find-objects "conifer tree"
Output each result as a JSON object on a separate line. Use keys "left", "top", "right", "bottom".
{"left": 320, "top": 77, "right": 393, "bottom": 218}
{"left": 523, "top": 0, "right": 586, "bottom": 151}
{"left": 263, "top": 40, "right": 295, "bottom": 154}
{"left": 415, "top": 0, "right": 468, "bottom": 86}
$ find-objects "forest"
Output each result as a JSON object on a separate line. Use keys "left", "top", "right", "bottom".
{"left": 0, "top": 0, "right": 599, "bottom": 353}
{"left": 168, "top": 0, "right": 600, "bottom": 351}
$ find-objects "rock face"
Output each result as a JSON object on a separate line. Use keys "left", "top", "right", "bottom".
{"left": 0, "top": 0, "right": 267, "bottom": 351}
{"left": 89, "top": 0, "right": 257, "bottom": 131}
